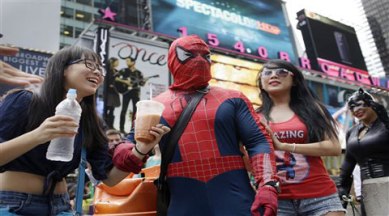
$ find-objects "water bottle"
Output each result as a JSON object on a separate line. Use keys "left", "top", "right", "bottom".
{"left": 46, "top": 89, "right": 82, "bottom": 162}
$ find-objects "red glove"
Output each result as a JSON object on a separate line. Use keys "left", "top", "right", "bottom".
{"left": 112, "top": 142, "right": 147, "bottom": 173}
{"left": 251, "top": 186, "right": 278, "bottom": 216}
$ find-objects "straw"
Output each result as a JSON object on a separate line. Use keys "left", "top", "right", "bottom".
{"left": 149, "top": 82, "right": 153, "bottom": 100}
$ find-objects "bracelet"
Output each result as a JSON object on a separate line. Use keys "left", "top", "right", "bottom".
{"left": 291, "top": 143, "right": 296, "bottom": 153}
{"left": 134, "top": 144, "right": 148, "bottom": 156}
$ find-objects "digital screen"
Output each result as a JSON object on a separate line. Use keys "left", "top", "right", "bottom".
{"left": 0, "top": 48, "right": 51, "bottom": 95}
{"left": 152, "top": 0, "right": 297, "bottom": 62}
{"left": 298, "top": 10, "right": 367, "bottom": 72}
{"left": 210, "top": 54, "right": 263, "bottom": 107}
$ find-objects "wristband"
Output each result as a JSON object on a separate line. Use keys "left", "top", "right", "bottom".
{"left": 291, "top": 143, "right": 296, "bottom": 153}
{"left": 134, "top": 144, "right": 148, "bottom": 156}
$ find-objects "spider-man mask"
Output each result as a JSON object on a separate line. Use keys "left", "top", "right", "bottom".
{"left": 168, "top": 35, "right": 211, "bottom": 90}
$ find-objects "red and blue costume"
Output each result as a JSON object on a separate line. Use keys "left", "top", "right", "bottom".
{"left": 151, "top": 35, "right": 278, "bottom": 216}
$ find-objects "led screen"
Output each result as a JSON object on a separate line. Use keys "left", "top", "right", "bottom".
{"left": 152, "top": 0, "right": 297, "bottom": 62}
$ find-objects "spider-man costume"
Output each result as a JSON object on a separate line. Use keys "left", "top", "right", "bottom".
{"left": 151, "top": 35, "right": 278, "bottom": 216}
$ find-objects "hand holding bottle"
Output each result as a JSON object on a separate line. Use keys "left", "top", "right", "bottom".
{"left": 46, "top": 89, "right": 82, "bottom": 161}
{"left": 30, "top": 115, "right": 78, "bottom": 145}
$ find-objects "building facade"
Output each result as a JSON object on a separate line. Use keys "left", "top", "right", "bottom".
{"left": 360, "top": 0, "right": 389, "bottom": 76}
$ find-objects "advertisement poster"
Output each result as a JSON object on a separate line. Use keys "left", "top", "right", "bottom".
{"left": 210, "top": 54, "right": 262, "bottom": 107}
{"left": 105, "top": 37, "right": 170, "bottom": 133}
{"left": 0, "top": 48, "right": 51, "bottom": 95}
{"left": 152, "top": 0, "right": 297, "bottom": 62}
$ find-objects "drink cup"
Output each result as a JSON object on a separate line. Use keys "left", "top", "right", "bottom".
{"left": 135, "top": 100, "right": 165, "bottom": 143}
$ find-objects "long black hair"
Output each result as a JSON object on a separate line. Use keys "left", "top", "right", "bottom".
{"left": 26, "top": 46, "right": 107, "bottom": 149}
{"left": 257, "top": 59, "right": 338, "bottom": 143}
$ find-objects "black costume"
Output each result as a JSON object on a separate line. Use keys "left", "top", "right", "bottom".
{"left": 338, "top": 89, "right": 389, "bottom": 215}
{"left": 341, "top": 119, "right": 389, "bottom": 182}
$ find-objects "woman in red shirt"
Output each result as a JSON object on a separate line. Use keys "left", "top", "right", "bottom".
{"left": 256, "top": 59, "right": 346, "bottom": 216}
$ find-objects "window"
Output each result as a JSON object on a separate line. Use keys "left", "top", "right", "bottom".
{"left": 61, "top": 6, "right": 73, "bottom": 19}
{"left": 61, "top": 25, "right": 74, "bottom": 37}
{"left": 75, "top": 10, "right": 92, "bottom": 22}
{"left": 75, "top": 28, "right": 84, "bottom": 38}
{"left": 76, "top": 0, "right": 92, "bottom": 6}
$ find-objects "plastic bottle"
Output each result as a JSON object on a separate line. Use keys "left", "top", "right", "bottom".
{"left": 46, "top": 89, "right": 82, "bottom": 161}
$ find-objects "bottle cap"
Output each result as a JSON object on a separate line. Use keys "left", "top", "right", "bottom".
{"left": 68, "top": 88, "right": 77, "bottom": 95}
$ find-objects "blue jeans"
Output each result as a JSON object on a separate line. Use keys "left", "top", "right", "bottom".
{"left": 0, "top": 191, "right": 74, "bottom": 215}
{"left": 278, "top": 193, "right": 346, "bottom": 216}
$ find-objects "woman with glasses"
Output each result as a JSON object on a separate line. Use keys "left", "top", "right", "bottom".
{"left": 0, "top": 46, "right": 169, "bottom": 215}
{"left": 256, "top": 59, "right": 345, "bottom": 216}
{"left": 337, "top": 88, "right": 389, "bottom": 216}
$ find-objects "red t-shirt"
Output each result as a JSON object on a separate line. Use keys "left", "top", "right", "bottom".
{"left": 268, "top": 114, "right": 337, "bottom": 199}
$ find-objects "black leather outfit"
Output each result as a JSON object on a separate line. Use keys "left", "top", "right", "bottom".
{"left": 338, "top": 119, "right": 389, "bottom": 215}
{"left": 341, "top": 119, "right": 389, "bottom": 182}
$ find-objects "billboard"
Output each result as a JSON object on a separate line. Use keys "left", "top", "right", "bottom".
{"left": 210, "top": 54, "right": 262, "bottom": 107}
{"left": 151, "top": 0, "right": 297, "bottom": 62}
{"left": 0, "top": 48, "right": 51, "bottom": 95}
{"left": 105, "top": 37, "right": 170, "bottom": 133}
{"left": 297, "top": 9, "right": 368, "bottom": 76}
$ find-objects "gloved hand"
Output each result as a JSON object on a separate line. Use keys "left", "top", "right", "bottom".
{"left": 251, "top": 186, "right": 278, "bottom": 216}
{"left": 112, "top": 142, "right": 147, "bottom": 173}
{"left": 337, "top": 186, "right": 349, "bottom": 209}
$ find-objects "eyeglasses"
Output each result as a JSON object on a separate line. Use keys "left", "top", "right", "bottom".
{"left": 261, "top": 68, "right": 294, "bottom": 78}
{"left": 67, "top": 59, "right": 106, "bottom": 77}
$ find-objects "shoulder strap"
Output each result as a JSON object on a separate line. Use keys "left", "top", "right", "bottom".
{"left": 75, "top": 146, "right": 87, "bottom": 215}
{"left": 159, "top": 89, "right": 207, "bottom": 182}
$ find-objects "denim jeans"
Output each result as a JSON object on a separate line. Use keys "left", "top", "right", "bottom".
{"left": 278, "top": 192, "right": 346, "bottom": 216}
{"left": 0, "top": 191, "right": 74, "bottom": 215}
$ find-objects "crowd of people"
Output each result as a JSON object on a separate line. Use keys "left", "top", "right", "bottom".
{"left": 1, "top": 35, "right": 388, "bottom": 216}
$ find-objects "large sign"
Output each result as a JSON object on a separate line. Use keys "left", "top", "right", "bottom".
{"left": 296, "top": 9, "right": 389, "bottom": 90}
{"left": 210, "top": 54, "right": 262, "bottom": 107}
{"left": 297, "top": 9, "right": 367, "bottom": 72}
{"left": 106, "top": 37, "right": 170, "bottom": 132}
{"left": 152, "top": 0, "right": 297, "bottom": 63}
{"left": 0, "top": 48, "right": 51, "bottom": 95}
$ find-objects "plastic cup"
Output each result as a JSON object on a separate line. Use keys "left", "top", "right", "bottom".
{"left": 134, "top": 100, "right": 165, "bottom": 143}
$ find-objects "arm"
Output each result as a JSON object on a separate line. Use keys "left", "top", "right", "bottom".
{"left": 234, "top": 96, "right": 278, "bottom": 216}
{"left": 260, "top": 118, "right": 341, "bottom": 156}
{"left": 103, "top": 125, "right": 170, "bottom": 186}
{"left": 337, "top": 133, "right": 357, "bottom": 208}
{"left": 0, "top": 92, "right": 77, "bottom": 165}
{"left": 274, "top": 137, "right": 341, "bottom": 156}
{"left": 0, "top": 46, "right": 43, "bottom": 86}
{"left": 0, "top": 117, "right": 77, "bottom": 165}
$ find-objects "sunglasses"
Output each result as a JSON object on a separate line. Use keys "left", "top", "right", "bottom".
{"left": 67, "top": 59, "right": 106, "bottom": 77}
{"left": 261, "top": 68, "right": 294, "bottom": 78}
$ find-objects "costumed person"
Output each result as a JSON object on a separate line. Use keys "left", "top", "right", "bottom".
{"left": 0, "top": 46, "right": 169, "bottom": 215}
{"left": 337, "top": 88, "right": 389, "bottom": 216}
{"left": 131, "top": 35, "right": 279, "bottom": 216}
{"left": 104, "top": 57, "right": 121, "bottom": 129}
{"left": 257, "top": 59, "right": 345, "bottom": 216}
